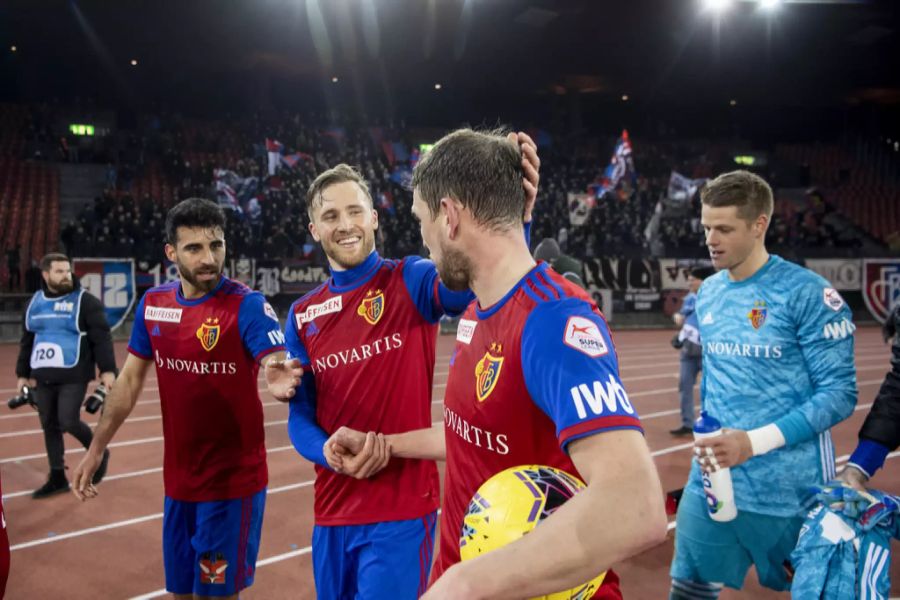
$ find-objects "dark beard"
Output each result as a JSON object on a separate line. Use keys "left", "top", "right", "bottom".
{"left": 47, "top": 280, "right": 74, "bottom": 294}
{"left": 177, "top": 263, "right": 222, "bottom": 292}
{"left": 436, "top": 243, "right": 473, "bottom": 292}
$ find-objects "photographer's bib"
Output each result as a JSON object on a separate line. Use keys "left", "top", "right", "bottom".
{"left": 25, "top": 290, "right": 85, "bottom": 369}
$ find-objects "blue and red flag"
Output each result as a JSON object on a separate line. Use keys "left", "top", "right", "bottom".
{"left": 594, "top": 130, "right": 635, "bottom": 199}
{"left": 377, "top": 190, "right": 396, "bottom": 215}
{"left": 265, "top": 138, "right": 284, "bottom": 153}
{"left": 281, "top": 152, "right": 313, "bottom": 169}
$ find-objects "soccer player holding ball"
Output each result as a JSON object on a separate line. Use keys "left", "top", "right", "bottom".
{"left": 329, "top": 129, "right": 667, "bottom": 599}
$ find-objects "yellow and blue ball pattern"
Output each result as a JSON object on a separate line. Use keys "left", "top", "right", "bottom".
{"left": 459, "top": 465, "right": 606, "bottom": 600}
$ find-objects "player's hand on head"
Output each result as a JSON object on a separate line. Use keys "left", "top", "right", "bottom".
{"left": 71, "top": 452, "right": 102, "bottom": 501}
{"left": 508, "top": 131, "right": 540, "bottom": 222}
{"left": 264, "top": 358, "right": 304, "bottom": 402}
{"left": 693, "top": 429, "right": 752, "bottom": 473}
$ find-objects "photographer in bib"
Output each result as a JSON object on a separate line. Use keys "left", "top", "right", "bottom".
{"left": 13, "top": 253, "right": 116, "bottom": 499}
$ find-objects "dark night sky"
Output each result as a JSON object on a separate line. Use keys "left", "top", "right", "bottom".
{"left": 1, "top": 0, "right": 898, "bottom": 137}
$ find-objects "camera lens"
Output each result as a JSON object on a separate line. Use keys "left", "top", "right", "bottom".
{"left": 84, "top": 384, "right": 107, "bottom": 414}
{"left": 8, "top": 385, "right": 32, "bottom": 410}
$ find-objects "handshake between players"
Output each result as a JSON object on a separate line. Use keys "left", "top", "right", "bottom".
{"left": 265, "top": 358, "right": 392, "bottom": 478}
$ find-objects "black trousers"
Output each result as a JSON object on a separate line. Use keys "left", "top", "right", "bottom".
{"left": 7, "top": 267, "right": 20, "bottom": 291}
{"left": 33, "top": 382, "right": 93, "bottom": 472}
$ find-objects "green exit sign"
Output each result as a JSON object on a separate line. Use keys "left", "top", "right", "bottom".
{"left": 69, "top": 124, "right": 95, "bottom": 136}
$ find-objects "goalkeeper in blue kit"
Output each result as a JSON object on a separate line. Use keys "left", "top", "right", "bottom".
{"left": 668, "top": 171, "right": 858, "bottom": 598}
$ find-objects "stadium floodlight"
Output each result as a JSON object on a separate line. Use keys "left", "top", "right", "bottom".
{"left": 331, "top": 76, "right": 339, "bottom": 83}
{"left": 10, "top": 45, "right": 16, "bottom": 52}
{"left": 434, "top": 83, "right": 442, "bottom": 90}
{"left": 759, "top": 0, "right": 781, "bottom": 10}
{"left": 130, "top": 59, "right": 138, "bottom": 66}
{"left": 702, "top": 0, "right": 732, "bottom": 13}
{"left": 622, "top": 94, "right": 629, "bottom": 102}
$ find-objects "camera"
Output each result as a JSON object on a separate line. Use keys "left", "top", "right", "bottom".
{"left": 8, "top": 385, "right": 35, "bottom": 410}
{"left": 84, "top": 383, "right": 108, "bottom": 414}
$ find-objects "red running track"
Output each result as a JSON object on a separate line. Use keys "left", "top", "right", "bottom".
{"left": 0, "top": 327, "right": 897, "bottom": 598}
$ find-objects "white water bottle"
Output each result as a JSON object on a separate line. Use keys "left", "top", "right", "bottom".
{"left": 693, "top": 411, "right": 737, "bottom": 522}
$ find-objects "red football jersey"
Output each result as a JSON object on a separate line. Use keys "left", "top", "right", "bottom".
{"left": 432, "top": 263, "right": 641, "bottom": 596}
{"left": 129, "top": 277, "right": 285, "bottom": 501}
{"left": 288, "top": 258, "right": 442, "bottom": 526}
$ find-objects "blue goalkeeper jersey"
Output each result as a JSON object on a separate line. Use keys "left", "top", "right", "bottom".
{"left": 685, "top": 255, "right": 857, "bottom": 517}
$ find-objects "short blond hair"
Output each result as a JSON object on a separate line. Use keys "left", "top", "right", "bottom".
{"left": 306, "top": 164, "right": 373, "bottom": 219}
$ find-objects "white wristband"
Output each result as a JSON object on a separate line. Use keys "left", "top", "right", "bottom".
{"left": 747, "top": 424, "right": 786, "bottom": 456}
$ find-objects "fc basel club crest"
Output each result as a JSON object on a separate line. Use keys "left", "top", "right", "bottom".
{"left": 863, "top": 259, "right": 900, "bottom": 324}
{"left": 475, "top": 343, "right": 504, "bottom": 402}
{"left": 199, "top": 552, "right": 228, "bottom": 585}
{"left": 357, "top": 289, "right": 385, "bottom": 325}
{"left": 747, "top": 300, "right": 767, "bottom": 330}
{"left": 196, "top": 317, "right": 221, "bottom": 352}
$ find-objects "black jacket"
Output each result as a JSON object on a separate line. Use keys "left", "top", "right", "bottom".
{"left": 858, "top": 304, "right": 900, "bottom": 452}
{"left": 15, "top": 278, "right": 118, "bottom": 385}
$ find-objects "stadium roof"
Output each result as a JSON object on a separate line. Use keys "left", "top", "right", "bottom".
{"left": 2, "top": 0, "right": 898, "bottom": 125}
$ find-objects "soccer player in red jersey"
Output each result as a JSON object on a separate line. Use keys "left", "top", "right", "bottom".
{"left": 72, "top": 198, "right": 286, "bottom": 599}
{"left": 331, "top": 129, "right": 668, "bottom": 599}
{"left": 264, "top": 137, "right": 539, "bottom": 599}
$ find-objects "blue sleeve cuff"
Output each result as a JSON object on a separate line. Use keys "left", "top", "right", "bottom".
{"left": 774, "top": 412, "right": 817, "bottom": 446}
{"left": 286, "top": 373, "right": 332, "bottom": 469}
{"left": 848, "top": 439, "right": 891, "bottom": 478}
